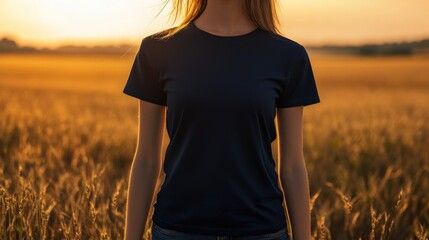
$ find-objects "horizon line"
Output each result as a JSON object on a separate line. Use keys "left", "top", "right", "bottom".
{"left": 2, "top": 35, "right": 429, "bottom": 49}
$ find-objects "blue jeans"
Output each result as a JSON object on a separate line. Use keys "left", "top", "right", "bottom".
{"left": 151, "top": 223, "right": 290, "bottom": 240}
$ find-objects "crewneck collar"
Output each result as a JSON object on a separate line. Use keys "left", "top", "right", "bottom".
{"left": 188, "top": 20, "right": 262, "bottom": 40}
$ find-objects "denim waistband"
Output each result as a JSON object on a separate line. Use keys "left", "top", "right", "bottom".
{"left": 152, "top": 223, "right": 288, "bottom": 240}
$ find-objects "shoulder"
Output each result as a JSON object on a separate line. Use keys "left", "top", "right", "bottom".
{"left": 136, "top": 25, "right": 191, "bottom": 59}
{"left": 263, "top": 31, "right": 308, "bottom": 58}
{"left": 140, "top": 25, "right": 189, "bottom": 48}
{"left": 134, "top": 25, "right": 190, "bottom": 66}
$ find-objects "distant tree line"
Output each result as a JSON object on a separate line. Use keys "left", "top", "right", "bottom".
{"left": 308, "top": 39, "right": 429, "bottom": 56}
{"left": 0, "top": 37, "right": 135, "bottom": 56}
{"left": 0, "top": 37, "right": 38, "bottom": 52}
{"left": 2, "top": 36, "right": 429, "bottom": 56}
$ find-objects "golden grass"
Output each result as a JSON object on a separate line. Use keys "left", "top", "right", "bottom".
{"left": 0, "top": 52, "right": 428, "bottom": 239}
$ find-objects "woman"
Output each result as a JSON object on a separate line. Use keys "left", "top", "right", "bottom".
{"left": 122, "top": 0, "right": 320, "bottom": 239}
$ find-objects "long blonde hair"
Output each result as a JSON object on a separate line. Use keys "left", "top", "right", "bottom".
{"left": 154, "top": 0, "right": 281, "bottom": 40}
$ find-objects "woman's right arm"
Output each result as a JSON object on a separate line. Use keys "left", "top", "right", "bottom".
{"left": 124, "top": 100, "right": 166, "bottom": 240}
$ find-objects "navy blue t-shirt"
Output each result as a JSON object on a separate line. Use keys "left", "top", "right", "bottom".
{"left": 123, "top": 20, "right": 320, "bottom": 236}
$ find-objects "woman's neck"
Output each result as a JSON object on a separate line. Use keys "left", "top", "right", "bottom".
{"left": 193, "top": 0, "right": 257, "bottom": 36}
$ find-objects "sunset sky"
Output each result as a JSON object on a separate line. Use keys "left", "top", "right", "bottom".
{"left": 1, "top": 0, "right": 428, "bottom": 48}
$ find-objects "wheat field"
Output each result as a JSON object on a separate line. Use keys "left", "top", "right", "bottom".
{"left": 0, "top": 52, "right": 428, "bottom": 239}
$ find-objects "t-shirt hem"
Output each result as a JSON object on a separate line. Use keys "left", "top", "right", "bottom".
{"left": 152, "top": 214, "right": 288, "bottom": 237}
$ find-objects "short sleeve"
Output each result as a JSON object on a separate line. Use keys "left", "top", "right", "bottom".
{"left": 276, "top": 46, "right": 320, "bottom": 108}
{"left": 122, "top": 39, "right": 167, "bottom": 106}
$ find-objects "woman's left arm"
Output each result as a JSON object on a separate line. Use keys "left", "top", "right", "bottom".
{"left": 276, "top": 106, "right": 311, "bottom": 240}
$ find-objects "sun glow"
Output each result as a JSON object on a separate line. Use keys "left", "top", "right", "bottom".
{"left": 0, "top": 0, "right": 166, "bottom": 47}
{"left": 0, "top": 0, "right": 428, "bottom": 47}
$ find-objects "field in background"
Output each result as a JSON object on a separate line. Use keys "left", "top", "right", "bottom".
{"left": 0, "top": 52, "right": 428, "bottom": 239}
